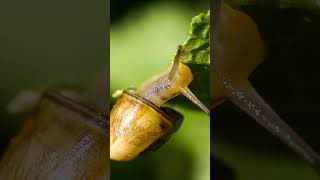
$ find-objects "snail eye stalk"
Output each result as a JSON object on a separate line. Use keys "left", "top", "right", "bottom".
{"left": 180, "top": 87, "right": 210, "bottom": 114}
{"left": 168, "top": 45, "right": 184, "bottom": 80}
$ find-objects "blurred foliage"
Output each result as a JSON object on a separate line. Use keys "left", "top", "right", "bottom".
{"left": 110, "top": 2, "right": 210, "bottom": 180}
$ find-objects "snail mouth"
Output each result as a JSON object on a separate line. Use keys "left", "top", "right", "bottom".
{"left": 122, "top": 90, "right": 183, "bottom": 124}
{"left": 42, "top": 90, "right": 108, "bottom": 130}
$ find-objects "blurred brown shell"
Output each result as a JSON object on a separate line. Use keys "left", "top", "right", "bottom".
{"left": 0, "top": 91, "right": 108, "bottom": 180}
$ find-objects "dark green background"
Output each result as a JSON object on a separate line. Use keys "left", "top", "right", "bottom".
{"left": 0, "top": 0, "right": 107, "bottom": 157}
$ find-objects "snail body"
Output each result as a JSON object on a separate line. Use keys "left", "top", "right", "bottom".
{"left": 137, "top": 62, "right": 192, "bottom": 106}
{"left": 137, "top": 46, "right": 210, "bottom": 113}
{"left": 110, "top": 46, "right": 209, "bottom": 161}
{"left": 212, "top": 3, "right": 265, "bottom": 104}
{"left": 213, "top": 2, "right": 320, "bottom": 173}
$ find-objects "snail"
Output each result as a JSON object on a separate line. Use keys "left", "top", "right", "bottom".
{"left": 136, "top": 45, "right": 210, "bottom": 113}
{"left": 212, "top": 1, "right": 320, "bottom": 173}
{"left": 110, "top": 46, "right": 210, "bottom": 161}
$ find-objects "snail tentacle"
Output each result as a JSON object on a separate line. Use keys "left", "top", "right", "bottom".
{"left": 180, "top": 87, "right": 210, "bottom": 114}
{"left": 224, "top": 79, "right": 320, "bottom": 173}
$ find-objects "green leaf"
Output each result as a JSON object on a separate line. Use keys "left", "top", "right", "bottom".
{"left": 180, "top": 11, "right": 210, "bottom": 68}
{"left": 171, "top": 11, "right": 210, "bottom": 104}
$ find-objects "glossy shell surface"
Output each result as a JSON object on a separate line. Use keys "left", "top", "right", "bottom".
{"left": 110, "top": 91, "right": 182, "bottom": 161}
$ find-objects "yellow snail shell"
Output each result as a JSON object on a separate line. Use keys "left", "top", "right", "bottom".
{"left": 110, "top": 90, "right": 183, "bottom": 161}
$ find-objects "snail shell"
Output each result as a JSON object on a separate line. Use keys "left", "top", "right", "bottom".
{"left": 0, "top": 91, "right": 108, "bottom": 180}
{"left": 110, "top": 90, "right": 183, "bottom": 161}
